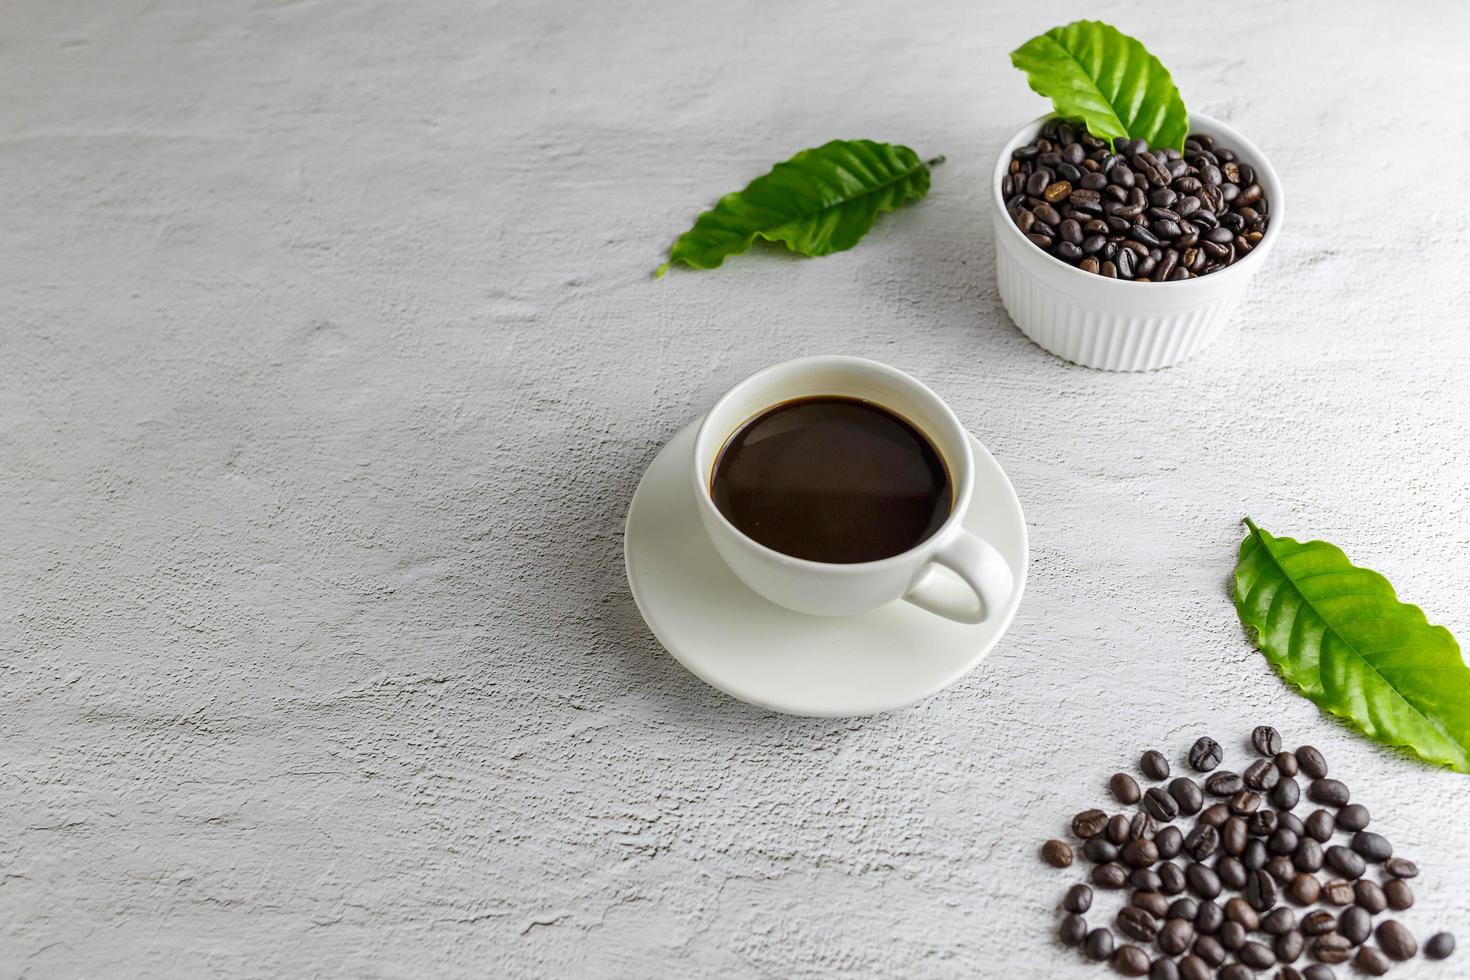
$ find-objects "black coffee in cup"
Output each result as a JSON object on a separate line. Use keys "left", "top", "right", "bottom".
{"left": 709, "top": 396, "right": 951, "bottom": 563}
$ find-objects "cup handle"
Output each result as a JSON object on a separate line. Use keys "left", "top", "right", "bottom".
{"left": 903, "top": 529, "right": 1014, "bottom": 625}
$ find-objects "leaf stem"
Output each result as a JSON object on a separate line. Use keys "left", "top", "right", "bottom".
{"left": 926, "top": 155, "right": 946, "bottom": 168}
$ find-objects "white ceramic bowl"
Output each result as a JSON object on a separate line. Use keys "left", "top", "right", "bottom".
{"left": 992, "top": 112, "right": 1284, "bottom": 371}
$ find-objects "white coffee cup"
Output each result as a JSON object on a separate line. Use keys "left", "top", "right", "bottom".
{"left": 691, "top": 356, "right": 1014, "bottom": 624}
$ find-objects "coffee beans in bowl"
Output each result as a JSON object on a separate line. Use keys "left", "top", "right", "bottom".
{"left": 991, "top": 111, "right": 1284, "bottom": 371}
{"left": 1040, "top": 727, "right": 1455, "bottom": 976}
{"left": 1003, "top": 119, "right": 1269, "bottom": 283}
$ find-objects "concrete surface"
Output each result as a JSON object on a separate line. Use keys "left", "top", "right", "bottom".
{"left": 3, "top": 0, "right": 1469, "bottom": 977}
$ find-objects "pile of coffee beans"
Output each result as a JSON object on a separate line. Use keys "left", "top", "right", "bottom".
{"left": 1040, "top": 727, "right": 1455, "bottom": 978}
{"left": 1002, "top": 118, "right": 1270, "bottom": 281}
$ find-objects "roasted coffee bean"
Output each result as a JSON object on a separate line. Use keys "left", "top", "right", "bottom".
{"left": 1109, "top": 814, "right": 1132, "bottom": 845}
{"left": 1116, "top": 247, "right": 1137, "bottom": 278}
{"left": 1114, "top": 944, "right": 1151, "bottom": 976}
{"left": 1376, "top": 920, "right": 1417, "bottom": 960}
{"left": 1178, "top": 955, "right": 1209, "bottom": 980}
{"left": 1033, "top": 202, "right": 1063, "bottom": 226}
{"left": 1133, "top": 890, "right": 1171, "bottom": 918}
{"left": 1056, "top": 241, "right": 1084, "bottom": 262}
{"left": 1109, "top": 163, "right": 1136, "bottom": 188}
{"left": 1193, "top": 934, "right": 1226, "bottom": 966}
{"left": 1252, "top": 725, "right": 1283, "bottom": 756}
{"left": 1264, "top": 907, "right": 1296, "bottom": 935}
{"left": 1271, "top": 777, "right": 1301, "bottom": 811}
{"left": 1383, "top": 878, "right": 1413, "bottom": 911}
{"left": 1130, "top": 152, "right": 1168, "bottom": 186}
{"left": 1425, "top": 932, "right": 1455, "bottom": 959}
{"left": 1156, "top": 825, "right": 1184, "bottom": 860}
{"left": 1277, "top": 930, "right": 1306, "bottom": 964}
{"left": 1216, "top": 855, "right": 1247, "bottom": 890}
{"left": 1278, "top": 812, "right": 1305, "bottom": 837}
{"left": 1060, "top": 912, "right": 1088, "bottom": 945}
{"left": 1218, "top": 965, "right": 1251, "bottom": 980}
{"left": 1246, "top": 868, "right": 1278, "bottom": 912}
{"left": 1158, "top": 861, "right": 1187, "bottom": 895}
{"left": 1308, "top": 779, "right": 1350, "bottom": 807}
{"left": 1025, "top": 170, "right": 1052, "bottom": 196}
{"left": 1043, "top": 180, "right": 1073, "bottom": 203}
{"left": 1128, "top": 225, "right": 1162, "bottom": 248}
{"left": 1302, "top": 966, "right": 1336, "bottom": 980}
{"left": 1123, "top": 838, "right": 1160, "bottom": 869}
{"left": 1185, "top": 825, "right": 1219, "bottom": 861}
{"left": 1042, "top": 839, "right": 1073, "bottom": 867}
{"left": 1079, "top": 256, "right": 1101, "bottom": 274}
{"left": 1247, "top": 810, "right": 1277, "bottom": 837}
{"left": 1322, "top": 880, "right": 1355, "bottom": 906}
{"left": 1303, "top": 911, "right": 1337, "bottom": 936}
{"left": 1169, "top": 898, "right": 1198, "bottom": 920}
{"left": 1169, "top": 778, "right": 1204, "bottom": 816}
{"left": 1025, "top": 233, "right": 1053, "bottom": 249}
{"left": 1223, "top": 897, "right": 1258, "bottom": 929}
{"left": 1293, "top": 838, "right": 1324, "bottom": 873}
{"left": 1132, "top": 868, "right": 1164, "bottom": 891}
{"left": 1195, "top": 899, "right": 1224, "bottom": 934}
{"left": 1189, "top": 737, "right": 1223, "bottom": 772}
{"left": 1242, "top": 839, "right": 1267, "bottom": 871}
{"left": 1385, "top": 857, "right": 1418, "bottom": 879}
{"left": 1244, "top": 759, "right": 1280, "bottom": 791}
{"left": 1158, "top": 917, "right": 1194, "bottom": 956}
{"left": 1219, "top": 921, "right": 1247, "bottom": 952}
{"left": 1130, "top": 811, "right": 1156, "bottom": 841}
{"left": 1326, "top": 846, "right": 1365, "bottom": 879}
{"left": 1334, "top": 804, "right": 1369, "bottom": 832}
{"left": 1198, "top": 804, "right": 1230, "bottom": 828}
{"left": 1082, "top": 234, "right": 1108, "bottom": 255}
{"left": 1275, "top": 751, "right": 1300, "bottom": 778}
{"left": 1228, "top": 793, "right": 1264, "bottom": 816}
{"left": 1222, "top": 818, "right": 1248, "bottom": 856}
{"left": 1267, "top": 856, "right": 1296, "bottom": 884}
{"left": 1288, "top": 873, "right": 1321, "bottom": 906}
{"left": 1094, "top": 862, "right": 1130, "bottom": 888}
{"left": 1186, "top": 862, "right": 1222, "bottom": 898}
{"left": 1074, "top": 809, "right": 1109, "bottom": 839}
{"left": 1119, "top": 906, "right": 1161, "bottom": 942}
{"left": 1313, "top": 935, "right": 1352, "bottom": 964}
{"left": 1206, "top": 772, "right": 1242, "bottom": 797}
{"left": 1304, "top": 810, "right": 1335, "bottom": 843}
{"left": 1086, "top": 837, "right": 1119, "bottom": 863}
{"left": 1354, "top": 946, "right": 1391, "bottom": 976}
{"left": 1086, "top": 927, "right": 1116, "bottom": 960}
{"left": 1339, "top": 906, "right": 1371, "bottom": 945}
{"left": 1145, "top": 787, "right": 1179, "bottom": 822}
{"left": 1148, "top": 188, "right": 1178, "bottom": 209}
{"left": 1064, "top": 883, "right": 1093, "bottom": 913}
{"left": 1351, "top": 831, "right": 1391, "bottom": 862}
{"left": 1296, "top": 746, "right": 1328, "bottom": 779}
{"left": 1268, "top": 829, "right": 1298, "bottom": 857}
{"left": 1240, "top": 940, "right": 1276, "bottom": 969}
{"left": 1141, "top": 749, "right": 1171, "bottom": 780}
{"left": 1069, "top": 188, "right": 1102, "bottom": 209}
{"left": 1058, "top": 218, "right": 1084, "bottom": 246}
{"left": 1352, "top": 879, "right": 1385, "bottom": 914}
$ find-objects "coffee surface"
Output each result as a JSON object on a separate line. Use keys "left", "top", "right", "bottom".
{"left": 710, "top": 396, "right": 951, "bottom": 563}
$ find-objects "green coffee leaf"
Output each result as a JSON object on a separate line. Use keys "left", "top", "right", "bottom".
{"left": 656, "top": 140, "right": 938, "bottom": 276}
{"left": 1010, "top": 21, "right": 1188, "bottom": 151}
{"left": 1234, "top": 518, "right": 1470, "bottom": 773}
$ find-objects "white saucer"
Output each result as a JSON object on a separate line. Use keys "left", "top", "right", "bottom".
{"left": 624, "top": 421, "right": 1028, "bottom": 716}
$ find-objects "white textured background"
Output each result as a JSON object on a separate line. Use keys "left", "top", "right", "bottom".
{"left": 3, "top": 1, "right": 1469, "bottom": 977}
